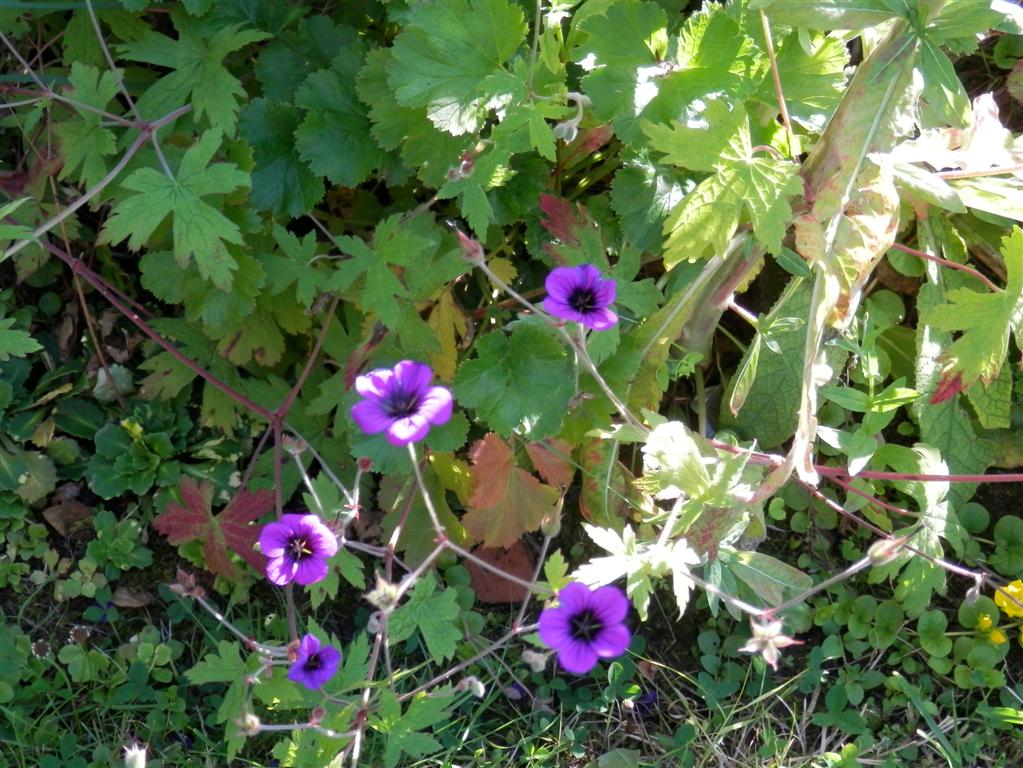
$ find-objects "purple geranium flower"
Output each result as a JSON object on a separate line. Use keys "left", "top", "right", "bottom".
{"left": 259, "top": 514, "right": 338, "bottom": 586}
{"left": 538, "top": 582, "right": 631, "bottom": 675}
{"left": 543, "top": 264, "right": 618, "bottom": 331}
{"left": 288, "top": 634, "right": 341, "bottom": 690}
{"left": 351, "top": 360, "right": 453, "bottom": 446}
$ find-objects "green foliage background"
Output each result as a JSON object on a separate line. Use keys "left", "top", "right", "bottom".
{"left": 4, "top": 0, "right": 1023, "bottom": 766}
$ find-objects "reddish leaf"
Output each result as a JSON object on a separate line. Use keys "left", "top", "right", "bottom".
{"left": 152, "top": 478, "right": 274, "bottom": 581}
{"left": 524, "top": 439, "right": 574, "bottom": 489}
{"left": 539, "top": 193, "right": 585, "bottom": 245}
{"left": 465, "top": 541, "right": 534, "bottom": 604}
{"left": 463, "top": 433, "right": 560, "bottom": 548}
{"left": 930, "top": 371, "right": 965, "bottom": 404}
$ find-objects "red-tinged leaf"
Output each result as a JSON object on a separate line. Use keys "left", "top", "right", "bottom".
{"left": 930, "top": 372, "right": 964, "bottom": 404}
{"left": 152, "top": 478, "right": 274, "bottom": 581}
{"left": 563, "top": 124, "right": 614, "bottom": 167}
{"left": 539, "top": 193, "right": 585, "bottom": 245}
{"left": 524, "top": 439, "right": 574, "bottom": 489}
{"left": 463, "top": 433, "right": 560, "bottom": 548}
{"left": 464, "top": 541, "right": 534, "bottom": 603}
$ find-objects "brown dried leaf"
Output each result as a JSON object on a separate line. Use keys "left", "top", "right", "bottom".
{"left": 111, "top": 586, "right": 154, "bottom": 608}
{"left": 463, "top": 434, "right": 560, "bottom": 548}
{"left": 465, "top": 541, "right": 535, "bottom": 604}
{"left": 524, "top": 439, "right": 574, "bottom": 489}
{"left": 42, "top": 500, "right": 92, "bottom": 538}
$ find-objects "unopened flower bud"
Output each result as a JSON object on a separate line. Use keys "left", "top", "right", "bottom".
{"left": 867, "top": 535, "right": 908, "bottom": 565}
{"left": 522, "top": 649, "right": 551, "bottom": 673}
{"left": 366, "top": 611, "right": 383, "bottom": 634}
{"left": 310, "top": 706, "right": 327, "bottom": 724}
{"left": 458, "top": 675, "right": 486, "bottom": 697}
{"left": 357, "top": 457, "right": 374, "bottom": 472}
{"left": 553, "top": 119, "right": 579, "bottom": 143}
{"left": 238, "top": 713, "right": 261, "bottom": 736}
{"left": 366, "top": 575, "right": 400, "bottom": 614}
{"left": 283, "top": 435, "right": 306, "bottom": 456}
{"left": 123, "top": 743, "right": 147, "bottom": 768}
{"left": 453, "top": 226, "right": 485, "bottom": 265}
{"left": 977, "top": 613, "right": 994, "bottom": 632}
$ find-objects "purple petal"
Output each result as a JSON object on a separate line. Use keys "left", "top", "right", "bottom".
{"left": 308, "top": 527, "right": 338, "bottom": 559}
{"left": 315, "top": 644, "right": 341, "bottom": 673}
{"left": 297, "top": 633, "right": 321, "bottom": 658}
{"left": 393, "top": 360, "right": 434, "bottom": 394}
{"left": 351, "top": 399, "right": 394, "bottom": 434}
{"left": 545, "top": 267, "right": 580, "bottom": 303}
{"left": 583, "top": 308, "right": 618, "bottom": 331}
{"left": 355, "top": 368, "right": 394, "bottom": 398}
{"left": 259, "top": 520, "right": 293, "bottom": 557}
{"left": 589, "top": 585, "right": 629, "bottom": 624}
{"left": 294, "top": 513, "right": 337, "bottom": 556}
{"left": 575, "top": 264, "right": 601, "bottom": 287}
{"left": 543, "top": 295, "right": 578, "bottom": 323}
{"left": 538, "top": 607, "right": 572, "bottom": 649}
{"left": 556, "top": 582, "right": 592, "bottom": 615}
{"left": 594, "top": 278, "right": 616, "bottom": 305}
{"left": 557, "top": 639, "right": 598, "bottom": 675}
{"left": 385, "top": 414, "right": 430, "bottom": 446}
{"left": 418, "top": 386, "right": 453, "bottom": 426}
{"left": 294, "top": 555, "right": 329, "bottom": 585}
{"left": 266, "top": 555, "right": 298, "bottom": 586}
{"left": 591, "top": 623, "right": 631, "bottom": 658}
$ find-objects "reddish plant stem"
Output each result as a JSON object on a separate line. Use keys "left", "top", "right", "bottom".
{"left": 709, "top": 436, "right": 1023, "bottom": 486}
{"left": 890, "top": 242, "right": 1001, "bottom": 293}
{"left": 818, "top": 466, "right": 1023, "bottom": 484}
{"left": 827, "top": 475, "right": 918, "bottom": 518}
{"left": 42, "top": 241, "right": 273, "bottom": 420}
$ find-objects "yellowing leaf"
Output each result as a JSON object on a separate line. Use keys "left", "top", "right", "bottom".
{"left": 426, "top": 289, "right": 468, "bottom": 381}
{"left": 485, "top": 256, "right": 517, "bottom": 291}
{"left": 463, "top": 433, "right": 560, "bottom": 548}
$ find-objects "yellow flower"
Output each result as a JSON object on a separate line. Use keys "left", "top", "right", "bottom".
{"left": 977, "top": 613, "right": 994, "bottom": 631}
{"left": 990, "top": 629, "right": 1008, "bottom": 645}
{"left": 995, "top": 580, "right": 1023, "bottom": 618}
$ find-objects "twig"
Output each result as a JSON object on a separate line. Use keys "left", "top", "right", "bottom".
{"left": 759, "top": 11, "right": 796, "bottom": 158}
{"left": 890, "top": 241, "right": 1001, "bottom": 293}
{"left": 3, "top": 104, "right": 192, "bottom": 261}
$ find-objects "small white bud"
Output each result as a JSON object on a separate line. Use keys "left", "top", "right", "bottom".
{"left": 123, "top": 743, "right": 146, "bottom": 768}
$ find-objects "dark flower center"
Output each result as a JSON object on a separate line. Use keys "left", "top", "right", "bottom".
{"left": 569, "top": 609, "right": 604, "bottom": 642}
{"left": 568, "top": 287, "right": 598, "bottom": 314}
{"left": 288, "top": 536, "right": 314, "bottom": 561}
{"left": 303, "top": 652, "right": 323, "bottom": 672}
{"left": 387, "top": 388, "right": 422, "bottom": 419}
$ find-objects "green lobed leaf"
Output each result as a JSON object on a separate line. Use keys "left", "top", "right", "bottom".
{"left": 388, "top": 572, "right": 462, "bottom": 663}
{"left": 54, "top": 63, "right": 121, "bottom": 188}
{"left": 925, "top": 227, "right": 1023, "bottom": 393}
{"left": 453, "top": 322, "right": 574, "bottom": 439}
{"left": 659, "top": 119, "right": 802, "bottom": 267}
{"left": 254, "top": 15, "right": 352, "bottom": 102}
{"left": 294, "top": 50, "right": 384, "bottom": 187}
{"left": 239, "top": 99, "right": 324, "bottom": 217}
{"left": 388, "top": 0, "right": 526, "bottom": 135}
{"left": 0, "top": 317, "right": 42, "bottom": 362}
{"left": 748, "top": 0, "right": 899, "bottom": 29}
{"left": 100, "top": 131, "right": 250, "bottom": 291}
{"left": 119, "top": 13, "right": 269, "bottom": 134}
